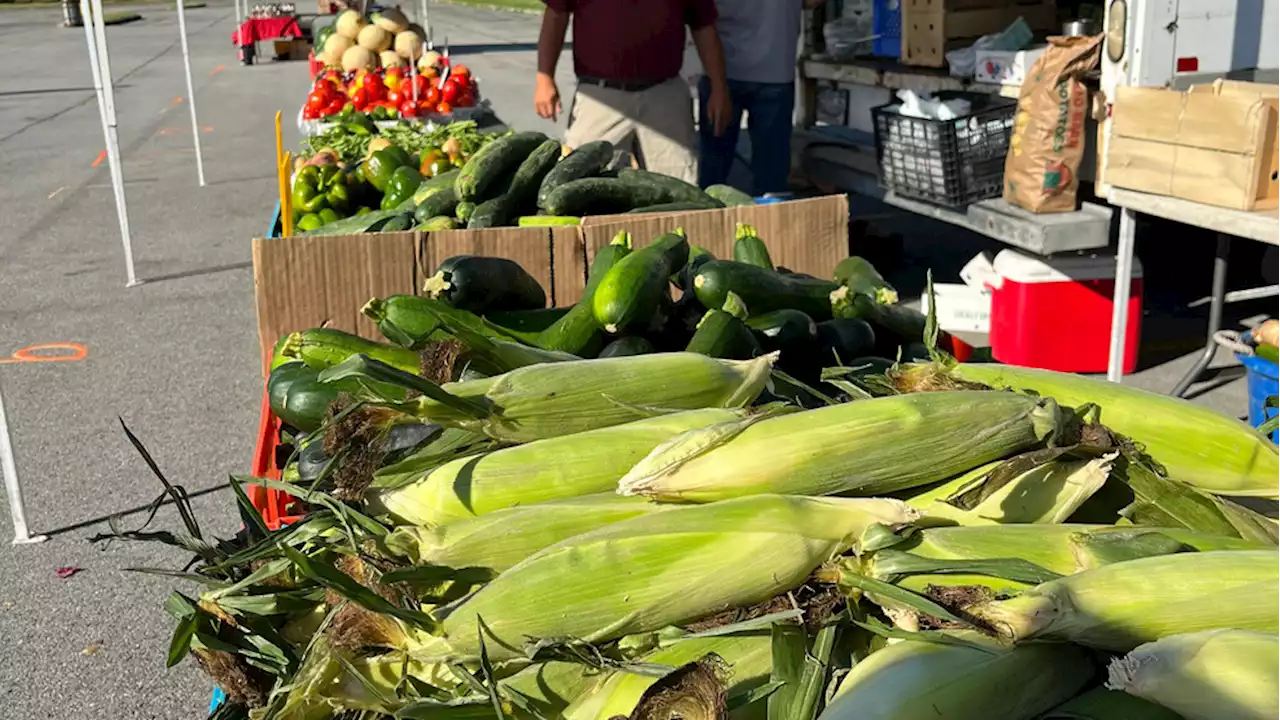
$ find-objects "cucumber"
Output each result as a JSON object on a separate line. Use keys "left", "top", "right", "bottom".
{"left": 537, "top": 140, "right": 613, "bottom": 208}
{"left": 746, "top": 309, "right": 818, "bottom": 353}
{"left": 591, "top": 232, "right": 690, "bottom": 334}
{"left": 417, "top": 215, "right": 458, "bottom": 231}
{"left": 455, "top": 201, "right": 477, "bottom": 223}
{"left": 517, "top": 215, "right": 581, "bottom": 227}
{"left": 833, "top": 256, "right": 899, "bottom": 304}
{"left": 485, "top": 307, "right": 571, "bottom": 334}
{"left": 598, "top": 336, "right": 655, "bottom": 358}
{"left": 542, "top": 177, "right": 670, "bottom": 217}
{"left": 267, "top": 362, "right": 339, "bottom": 433}
{"left": 693, "top": 260, "right": 837, "bottom": 321}
{"left": 380, "top": 213, "right": 414, "bottom": 233}
{"left": 507, "top": 139, "right": 562, "bottom": 205}
{"left": 455, "top": 131, "right": 549, "bottom": 202}
{"left": 627, "top": 200, "right": 721, "bottom": 214}
{"left": 536, "top": 230, "right": 633, "bottom": 354}
{"left": 816, "top": 318, "right": 877, "bottom": 366}
{"left": 412, "top": 168, "right": 462, "bottom": 205}
{"left": 685, "top": 291, "right": 760, "bottom": 359}
{"left": 732, "top": 223, "right": 773, "bottom": 270}
{"left": 467, "top": 194, "right": 519, "bottom": 229}
{"left": 362, "top": 295, "right": 537, "bottom": 349}
{"left": 705, "top": 183, "right": 755, "bottom": 207}
{"left": 415, "top": 185, "right": 459, "bottom": 224}
{"left": 424, "top": 255, "right": 546, "bottom": 314}
{"left": 616, "top": 168, "right": 720, "bottom": 205}
{"left": 278, "top": 327, "right": 420, "bottom": 373}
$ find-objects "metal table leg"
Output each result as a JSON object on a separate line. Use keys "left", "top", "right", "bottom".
{"left": 1170, "top": 233, "right": 1231, "bottom": 398}
{"left": 1107, "top": 208, "right": 1138, "bottom": 382}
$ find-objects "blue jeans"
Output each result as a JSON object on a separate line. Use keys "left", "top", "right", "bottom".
{"left": 697, "top": 77, "right": 795, "bottom": 196}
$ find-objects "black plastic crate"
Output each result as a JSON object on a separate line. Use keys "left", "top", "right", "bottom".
{"left": 872, "top": 92, "right": 1016, "bottom": 207}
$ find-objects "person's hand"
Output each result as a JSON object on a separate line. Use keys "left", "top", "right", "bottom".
{"left": 706, "top": 82, "right": 732, "bottom": 136}
{"left": 534, "top": 72, "right": 562, "bottom": 121}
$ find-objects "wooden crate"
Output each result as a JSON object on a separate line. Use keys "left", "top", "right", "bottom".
{"left": 901, "top": 0, "right": 1058, "bottom": 68}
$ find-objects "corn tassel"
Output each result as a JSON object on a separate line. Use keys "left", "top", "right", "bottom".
{"left": 1106, "top": 629, "right": 1279, "bottom": 720}
{"left": 618, "top": 391, "right": 1064, "bottom": 502}
{"left": 439, "top": 495, "right": 919, "bottom": 661}
{"left": 372, "top": 409, "right": 746, "bottom": 526}
{"left": 818, "top": 632, "right": 1094, "bottom": 720}
{"left": 969, "top": 549, "right": 1279, "bottom": 651}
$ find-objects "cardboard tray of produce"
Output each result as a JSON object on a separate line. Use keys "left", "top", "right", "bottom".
{"left": 250, "top": 194, "right": 850, "bottom": 368}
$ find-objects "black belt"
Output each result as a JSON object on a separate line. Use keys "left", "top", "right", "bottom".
{"left": 578, "top": 76, "right": 667, "bottom": 93}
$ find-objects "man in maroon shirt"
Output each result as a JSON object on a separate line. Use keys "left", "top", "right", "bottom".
{"left": 533, "top": 0, "right": 731, "bottom": 183}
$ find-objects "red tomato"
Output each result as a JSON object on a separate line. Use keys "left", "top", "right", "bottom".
{"left": 456, "top": 92, "right": 475, "bottom": 108}
{"left": 366, "top": 82, "right": 386, "bottom": 101}
{"left": 424, "top": 86, "right": 441, "bottom": 106}
{"left": 436, "top": 101, "right": 452, "bottom": 114}
{"left": 450, "top": 64, "right": 470, "bottom": 78}
{"left": 441, "top": 79, "right": 460, "bottom": 104}
{"left": 302, "top": 106, "right": 320, "bottom": 120}
{"left": 386, "top": 89, "right": 402, "bottom": 105}
{"left": 306, "top": 90, "right": 328, "bottom": 110}
{"left": 412, "top": 75, "right": 431, "bottom": 96}
{"left": 327, "top": 99, "right": 347, "bottom": 116}
{"left": 417, "top": 99, "right": 434, "bottom": 115}
{"left": 399, "top": 98, "right": 419, "bottom": 117}
{"left": 352, "top": 87, "right": 370, "bottom": 109}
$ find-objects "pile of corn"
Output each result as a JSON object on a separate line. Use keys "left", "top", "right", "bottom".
{"left": 144, "top": 280, "right": 1278, "bottom": 720}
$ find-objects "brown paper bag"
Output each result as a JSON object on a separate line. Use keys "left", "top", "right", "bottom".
{"left": 1003, "top": 35, "right": 1103, "bottom": 213}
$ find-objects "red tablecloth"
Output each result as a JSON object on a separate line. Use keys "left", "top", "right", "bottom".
{"left": 233, "top": 16, "right": 302, "bottom": 45}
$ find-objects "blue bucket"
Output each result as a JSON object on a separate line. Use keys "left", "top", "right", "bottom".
{"left": 1239, "top": 353, "right": 1279, "bottom": 443}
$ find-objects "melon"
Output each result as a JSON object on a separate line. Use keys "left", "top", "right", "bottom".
{"left": 357, "top": 24, "right": 393, "bottom": 53}
{"left": 334, "top": 9, "right": 366, "bottom": 40}
{"left": 341, "top": 45, "right": 377, "bottom": 72}
{"left": 394, "top": 30, "right": 424, "bottom": 60}
{"left": 323, "top": 32, "right": 354, "bottom": 59}
{"left": 380, "top": 50, "right": 405, "bottom": 68}
{"left": 372, "top": 7, "right": 409, "bottom": 34}
{"left": 418, "top": 49, "right": 442, "bottom": 72}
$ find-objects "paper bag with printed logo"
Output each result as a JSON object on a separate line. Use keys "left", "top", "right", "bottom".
{"left": 1003, "top": 35, "right": 1103, "bottom": 213}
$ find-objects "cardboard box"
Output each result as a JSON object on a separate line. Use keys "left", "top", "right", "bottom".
{"left": 901, "top": 0, "right": 1057, "bottom": 68}
{"left": 1106, "top": 80, "right": 1280, "bottom": 211}
{"left": 974, "top": 45, "right": 1046, "bottom": 86}
{"left": 251, "top": 196, "right": 850, "bottom": 369}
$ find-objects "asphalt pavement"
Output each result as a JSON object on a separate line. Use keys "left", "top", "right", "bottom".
{"left": 0, "top": 2, "right": 1270, "bottom": 718}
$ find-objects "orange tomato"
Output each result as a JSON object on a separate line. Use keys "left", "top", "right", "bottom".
{"left": 436, "top": 101, "right": 452, "bottom": 114}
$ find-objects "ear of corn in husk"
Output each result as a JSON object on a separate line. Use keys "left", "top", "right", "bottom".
{"left": 321, "top": 351, "right": 776, "bottom": 443}
{"left": 895, "top": 361, "right": 1280, "bottom": 498}
{"left": 371, "top": 408, "right": 747, "bottom": 526}
{"left": 381, "top": 494, "right": 671, "bottom": 572}
{"left": 1116, "top": 455, "right": 1279, "bottom": 544}
{"left": 563, "top": 633, "right": 772, "bottom": 720}
{"left": 439, "top": 494, "right": 919, "bottom": 661}
{"left": 1105, "top": 629, "right": 1279, "bottom": 720}
{"left": 817, "top": 632, "right": 1094, "bottom": 720}
{"left": 618, "top": 391, "right": 1065, "bottom": 502}
{"left": 968, "top": 549, "right": 1279, "bottom": 651}
{"left": 1040, "top": 687, "right": 1186, "bottom": 720}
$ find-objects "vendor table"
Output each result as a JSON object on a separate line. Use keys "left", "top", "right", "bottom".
{"left": 233, "top": 16, "right": 302, "bottom": 45}
{"left": 1105, "top": 188, "right": 1279, "bottom": 391}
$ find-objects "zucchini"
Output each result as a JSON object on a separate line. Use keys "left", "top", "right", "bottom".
{"left": 844, "top": 356, "right": 895, "bottom": 379}
{"left": 467, "top": 194, "right": 519, "bottom": 229}
{"left": 685, "top": 291, "right": 760, "bottom": 359}
{"left": 816, "top": 318, "right": 877, "bottom": 366}
{"left": 267, "top": 362, "right": 339, "bottom": 433}
{"left": 417, "top": 215, "right": 458, "bottom": 231}
{"left": 424, "top": 255, "right": 546, "bottom": 314}
{"left": 598, "top": 336, "right": 654, "bottom": 358}
{"left": 616, "top": 168, "right": 720, "bottom": 205}
{"left": 705, "top": 183, "right": 754, "bottom": 207}
{"left": 591, "top": 231, "right": 690, "bottom": 334}
{"left": 537, "top": 140, "right": 613, "bottom": 208}
{"left": 542, "top": 177, "right": 670, "bottom": 217}
{"left": 732, "top": 222, "right": 773, "bottom": 270}
{"left": 536, "top": 230, "right": 633, "bottom": 354}
{"left": 380, "top": 212, "right": 414, "bottom": 233}
{"left": 746, "top": 309, "right": 818, "bottom": 353}
{"left": 362, "top": 295, "right": 538, "bottom": 349}
{"left": 507, "top": 139, "right": 562, "bottom": 205}
{"left": 414, "top": 185, "right": 459, "bottom": 224}
{"left": 278, "top": 327, "right": 420, "bottom": 373}
{"left": 412, "top": 168, "right": 462, "bottom": 205}
{"left": 455, "top": 201, "right": 477, "bottom": 223}
{"left": 833, "top": 256, "right": 898, "bottom": 304}
{"left": 832, "top": 287, "right": 931, "bottom": 346}
{"left": 627, "top": 200, "right": 721, "bottom": 214}
{"left": 517, "top": 215, "right": 581, "bottom": 227}
{"left": 671, "top": 244, "right": 716, "bottom": 294}
{"left": 455, "top": 131, "right": 549, "bottom": 202}
{"left": 485, "top": 307, "right": 571, "bottom": 334}
{"left": 693, "top": 260, "right": 837, "bottom": 320}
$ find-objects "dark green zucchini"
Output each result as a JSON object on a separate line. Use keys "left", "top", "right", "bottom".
{"left": 412, "top": 168, "right": 461, "bottom": 205}
{"left": 671, "top": 244, "right": 716, "bottom": 293}
{"left": 536, "top": 230, "right": 633, "bottom": 354}
{"left": 537, "top": 140, "right": 613, "bottom": 208}
{"left": 693, "top": 260, "right": 837, "bottom": 320}
{"left": 485, "top": 307, "right": 571, "bottom": 334}
{"left": 467, "top": 194, "right": 519, "bottom": 229}
{"left": 705, "top": 183, "right": 755, "bottom": 207}
{"left": 455, "top": 131, "right": 549, "bottom": 202}
{"left": 278, "top": 327, "right": 420, "bottom": 372}
{"left": 832, "top": 287, "right": 928, "bottom": 344}
{"left": 833, "top": 256, "right": 899, "bottom": 304}
{"left": 746, "top": 309, "right": 818, "bottom": 353}
{"left": 616, "top": 168, "right": 720, "bottom": 205}
{"left": 380, "top": 213, "right": 414, "bottom": 233}
{"left": 598, "top": 336, "right": 655, "bottom": 358}
{"left": 517, "top": 215, "right": 581, "bottom": 227}
{"left": 507, "top": 139, "right": 562, "bottom": 205}
{"left": 844, "top": 356, "right": 895, "bottom": 379}
{"left": 732, "top": 223, "right": 773, "bottom": 270}
{"left": 542, "top": 177, "right": 670, "bottom": 217}
{"left": 424, "top": 255, "right": 546, "bottom": 314}
{"left": 591, "top": 231, "right": 690, "bottom": 334}
{"left": 268, "top": 362, "right": 339, "bottom": 433}
{"left": 417, "top": 215, "right": 458, "bottom": 231}
{"left": 627, "top": 200, "right": 721, "bottom": 214}
{"left": 816, "top": 318, "right": 877, "bottom": 366}
{"left": 414, "top": 185, "right": 459, "bottom": 224}
{"left": 454, "top": 201, "right": 477, "bottom": 223}
{"left": 685, "top": 291, "right": 760, "bottom": 359}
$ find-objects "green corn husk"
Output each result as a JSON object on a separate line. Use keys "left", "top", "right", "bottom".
{"left": 439, "top": 494, "right": 920, "bottom": 661}
{"left": 618, "top": 391, "right": 1064, "bottom": 503}
{"left": 969, "top": 549, "right": 1279, "bottom": 652}
{"left": 1105, "top": 629, "right": 1278, "bottom": 720}
{"left": 372, "top": 408, "right": 747, "bottom": 526}
{"left": 818, "top": 633, "right": 1094, "bottom": 720}
{"left": 896, "top": 362, "right": 1280, "bottom": 498}
{"left": 563, "top": 633, "right": 773, "bottom": 720}
{"left": 322, "top": 351, "right": 776, "bottom": 443}
{"left": 1040, "top": 687, "right": 1185, "bottom": 719}
{"left": 382, "top": 494, "right": 672, "bottom": 571}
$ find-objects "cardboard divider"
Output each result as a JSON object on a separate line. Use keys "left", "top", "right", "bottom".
{"left": 550, "top": 226, "right": 589, "bottom": 306}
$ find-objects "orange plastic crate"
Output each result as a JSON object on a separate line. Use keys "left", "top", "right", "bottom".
{"left": 248, "top": 385, "right": 306, "bottom": 530}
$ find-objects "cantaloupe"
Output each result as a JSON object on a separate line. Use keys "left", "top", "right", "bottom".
{"left": 341, "top": 45, "right": 377, "bottom": 72}
{"left": 334, "top": 9, "right": 366, "bottom": 40}
{"left": 323, "top": 32, "right": 354, "bottom": 60}
{"left": 372, "top": 7, "right": 408, "bottom": 33}
{"left": 394, "top": 30, "right": 423, "bottom": 60}
{"left": 380, "top": 50, "right": 405, "bottom": 68}
{"left": 357, "top": 24, "right": 393, "bottom": 53}
{"left": 418, "top": 49, "right": 442, "bottom": 72}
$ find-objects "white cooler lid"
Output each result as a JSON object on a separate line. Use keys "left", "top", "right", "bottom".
{"left": 993, "top": 249, "right": 1144, "bottom": 283}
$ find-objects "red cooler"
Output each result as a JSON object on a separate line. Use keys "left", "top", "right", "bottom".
{"left": 988, "top": 250, "right": 1143, "bottom": 374}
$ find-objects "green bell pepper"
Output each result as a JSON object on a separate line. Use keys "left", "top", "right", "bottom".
{"left": 325, "top": 181, "right": 351, "bottom": 213}
{"left": 291, "top": 166, "right": 328, "bottom": 214}
{"left": 362, "top": 146, "right": 413, "bottom": 193}
{"left": 296, "top": 212, "right": 325, "bottom": 232}
{"left": 380, "top": 165, "right": 424, "bottom": 210}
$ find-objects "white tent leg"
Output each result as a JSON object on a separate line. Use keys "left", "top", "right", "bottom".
{"left": 2, "top": 379, "right": 46, "bottom": 546}
{"left": 87, "top": 0, "right": 140, "bottom": 287}
{"left": 176, "top": 0, "right": 207, "bottom": 186}
{"left": 1107, "top": 208, "right": 1137, "bottom": 382}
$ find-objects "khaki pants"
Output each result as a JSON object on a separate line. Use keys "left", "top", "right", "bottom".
{"left": 564, "top": 78, "right": 698, "bottom": 184}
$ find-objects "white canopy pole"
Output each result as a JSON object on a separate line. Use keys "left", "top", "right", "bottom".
{"left": 84, "top": 0, "right": 140, "bottom": 287}
{"left": 1, "top": 378, "right": 45, "bottom": 545}
{"left": 176, "top": 0, "right": 207, "bottom": 186}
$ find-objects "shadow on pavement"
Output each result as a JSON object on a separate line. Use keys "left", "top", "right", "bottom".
{"left": 143, "top": 261, "right": 252, "bottom": 284}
